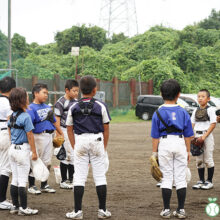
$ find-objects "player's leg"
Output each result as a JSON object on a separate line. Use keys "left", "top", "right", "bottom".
{"left": 9, "top": 156, "right": 19, "bottom": 214}
{"left": 66, "top": 135, "right": 89, "bottom": 219}
{"left": 201, "top": 135, "right": 214, "bottom": 190}
{"left": 89, "top": 134, "right": 111, "bottom": 219}
{"left": 173, "top": 138, "right": 187, "bottom": 218}
{"left": 158, "top": 138, "right": 174, "bottom": 218}
{"left": 0, "top": 149, "right": 13, "bottom": 209}
{"left": 40, "top": 133, "right": 55, "bottom": 193}
{"left": 17, "top": 147, "right": 38, "bottom": 216}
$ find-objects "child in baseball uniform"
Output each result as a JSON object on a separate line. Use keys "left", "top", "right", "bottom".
{"left": 54, "top": 79, "right": 79, "bottom": 189}
{"left": 191, "top": 89, "right": 216, "bottom": 190}
{"left": 27, "top": 83, "right": 64, "bottom": 194}
{"left": 0, "top": 76, "right": 16, "bottom": 210}
{"left": 151, "top": 79, "right": 193, "bottom": 219}
{"left": 8, "top": 87, "right": 38, "bottom": 215}
{"left": 66, "top": 75, "right": 111, "bottom": 219}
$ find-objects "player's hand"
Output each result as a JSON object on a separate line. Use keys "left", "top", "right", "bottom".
{"left": 32, "top": 152, "right": 38, "bottom": 161}
{"left": 201, "top": 135, "right": 206, "bottom": 141}
{"left": 187, "top": 152, "right": 190, "bottom": 163}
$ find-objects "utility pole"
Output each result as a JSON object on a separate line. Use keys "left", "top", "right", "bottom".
{"left": 8, "top": 0, "right": 12, "bottom": 69}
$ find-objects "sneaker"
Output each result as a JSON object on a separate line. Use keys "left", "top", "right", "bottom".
{"left": 156, "top": 181, "right": 162, "bottom": 187}
{"left": 173, "top": 209, "right": 186, "bottom": 219}
{"left": 201, "top": 180, "right": 213, "bottom": 190}
{"left": 192, "top": 180, "right": 204, "bottom": 189}
{"left": 98, "top": 209, "right": 111, "bottom": 219}
{"left": 60, "top": 181, "right": 73, "bottom": 189}
{"left": 18, "top": 207, "right": 38, "bottom": 215}
{"left": 160, "top": 209, "right": 171, "bottom": 219}
{"left": 66, "top": 210, "right": 83, "bottom": 219}
{"left": 28, "top": 186, "right": 42, "bottom": 194}
{"left": 10, "top": 206, "right": 19, "bottom": 214}
{"left": 0, "top": 200, "right": 13, "bottom": 210}
{"left": 41, "top": 184, "right": 56, "bottom": 193}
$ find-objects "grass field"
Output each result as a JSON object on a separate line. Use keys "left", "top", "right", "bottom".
{"left": 110, "top": 108, "right": 144, "bottom": 123}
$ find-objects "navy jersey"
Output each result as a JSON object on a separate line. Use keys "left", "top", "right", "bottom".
{"left": 27, "top": 103, "right": 56, "bottom": 134}
{"left": 54, "top": 96, "right": 76, "bottom": 127}
{"left": 151, "top": 104, "right": 194, "bottom": 138}
{"left": 66, "top": 98, "right": 111, "bottom": 134}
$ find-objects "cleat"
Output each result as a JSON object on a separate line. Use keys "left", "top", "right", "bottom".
{"left": 98, "top": 209, "right": 111, "bottom": 219}
{"left": 173, "top": 209, "right": 187, "bottom": 219}
{"left": 28, "top": 186, "right": 41, "bottom": 195}
{"left": 41, "top": 184, "right": 56, "bottom": 193}
{"left": 66, "top": 210, "right": 83, "bottom": 219}
{"left": 160, "top": 209, "right": 171, "bottom": 218}
{"left": 18, "top": 207, "right": 38, "bottom": 215}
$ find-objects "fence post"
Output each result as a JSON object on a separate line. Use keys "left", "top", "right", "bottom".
{"left": 130, "top": 78, "right": 136, "bottom": 106}
{"left": 32, "top": 75, "right": 38, "bottom": 87}
{"left": 53, "top": 74, "right": 60, "bottom": 106}
{"left": 147, "top": 79, "right": 153, "bottom": 94}
{"left": 96, "top": 78, "right": 100, "bottom": 91}
{"left": 113, "top": 77, "right": 119, "bottom": 108}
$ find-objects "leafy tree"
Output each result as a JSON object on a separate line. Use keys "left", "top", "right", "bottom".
{"left": 111, "top": 33, "right": 128, "bottom": 43}
{"left": 0, "top": 31, "right": 8, "bottom": 62}
{"left": 12, "top": 33, "right": 29, "bottom": 58}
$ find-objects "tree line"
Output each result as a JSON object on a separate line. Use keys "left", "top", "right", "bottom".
{"left": 1, "top": 9, "right": 220, "bottom": 95}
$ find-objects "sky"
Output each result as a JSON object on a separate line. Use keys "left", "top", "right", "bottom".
{"left": 0, "top": 0, "right": 220, "bottom": 45}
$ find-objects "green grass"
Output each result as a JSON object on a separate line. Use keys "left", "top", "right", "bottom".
{"left": 110, "top": 109, "right": 143, "bottom": 123}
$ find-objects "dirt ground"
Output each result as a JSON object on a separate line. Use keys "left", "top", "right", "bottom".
{"left": 1, "top": 121, "right": 220, "bottom": 220}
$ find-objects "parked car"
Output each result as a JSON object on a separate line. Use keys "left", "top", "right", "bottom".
{"left": 135, "top": 95, "right": 193, "bottom": 120}
{"left": 135, "top": 95, "right": 164, "bottom": 120}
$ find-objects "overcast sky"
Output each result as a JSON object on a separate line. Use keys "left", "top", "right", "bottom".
{"left": 0, "top": 0, "right": 220, "bottom": 45}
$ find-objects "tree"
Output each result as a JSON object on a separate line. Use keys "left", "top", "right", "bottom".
{"left": 55, "top": 25, "right": 107, "bottom": 54}
{"left": 198, "top": 9, "right": 220, "bottom": 30}
{"left": 111, "top": 33, "right": 128, "bottom": 43}
{"left": 12, "top": 33, "right": 28, "bottom": 58}
{"left": 0, "top": 31, "right": 8, "bottom": 62}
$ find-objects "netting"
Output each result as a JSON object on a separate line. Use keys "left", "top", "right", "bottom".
{"left": 100, "top": 81, "right": 113, "bottom": 107}
{"left": 119, "top": 82, "right": 130, "bottom": 106}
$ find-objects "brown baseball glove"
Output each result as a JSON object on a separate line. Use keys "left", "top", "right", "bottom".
{"left": 53, "top": 136, "right": 64, "bottom": 148}
{"left": 190, "top": 137, "right": 204, "bottom": 156}
{"left": 150, "top": 154, "right": 163, "bottom": 182}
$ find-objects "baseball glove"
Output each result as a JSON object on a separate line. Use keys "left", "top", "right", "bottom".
{"left": 190, "top": 137, "right": 204, "bottom": 156}
{"left": 149, "top": 154, "right": 163, "bottom": 182}
{"left": 53, "top": 136, "right": 64, "bottom": 148}
{"left": 216, "top": 109, "right": 220, "bottom": 116}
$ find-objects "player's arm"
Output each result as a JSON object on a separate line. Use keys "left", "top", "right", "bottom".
{"left": 152, "top": 138, "right": 159, "bottom": 154}
{"left": 192, "top": 123, "right": 195, "bottom": 130}
{"left": 67, "top": 125, "right": 75, "bottom": 149}
{"left": 184, "top": 137, "right": 191, "bottom": 162}
{"left": 53, "top": 120, "right": 64, "bottom": 138}
{"left": 202, "top": 123, "right": 216, "bottom": 140}
{"left": 103, "top": 123, "right": 109, "bottom": 150}
{"left": 55, "top": 116, "right": 61, "bottom": 136}
{"left": 27, "top": 131, "right": 38, "bottom": 161}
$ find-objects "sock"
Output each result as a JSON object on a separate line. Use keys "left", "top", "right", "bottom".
{"left": 0, "top": 175, "right": 9, "bottom": 202}
{"left": 198, "top": 168, "right": 205, "bottom": 182}
{"left": 68, "top": 164, "right": 74, "bottom": 182}
{"left": 96, "top": 185, "right": 107, "bottom": 211}
{"left": 10, "top": 185, "right": 19, "bottom": 207}
{"left": 176, "top": 188, "right": 186, "bottom": 211}
{"left": 207, "top": 167, "right": 214, "bottom": 182}
{"left": 162, "top": 188, "right": 172, "bottom": 210}
{"left": 60, "top": 162, "right": 68, "bottom": 182}
{"left": 28, "top": 176, "right": 35, "bottom": 187}
{"left": 41, "top": 181, "right": 47, "bottom": 188}
{"left": 74, "top": 186, "right": 84, "bottom": 212}
{"left": 18, "top": 187, "right": 27, "bottom": 209}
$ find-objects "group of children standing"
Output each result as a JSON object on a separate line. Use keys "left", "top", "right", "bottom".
{"left": 0, "top": 75, "right": 111, "bottom": 219}
{"left": 0, "top": 75, "right": 218, "bottom": 219}
{"left": 151, "top": 79, "right": 217, "bottom": 219}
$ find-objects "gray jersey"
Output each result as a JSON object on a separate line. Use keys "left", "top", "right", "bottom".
{"left": 54, "top": 96, "right": 76, "bottom": 127}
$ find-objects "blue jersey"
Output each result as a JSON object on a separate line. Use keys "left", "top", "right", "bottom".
{"left": 27, "top": 103, "right": 56, "bottom": 134}
{"left": 66, "top": 98, "right": 111, "bottom": 135}
{"left": 151, "top": 104, "right": 194, "bottom": 138}
{"left": 8, "top": 111, "right": 34, "bottom": 144}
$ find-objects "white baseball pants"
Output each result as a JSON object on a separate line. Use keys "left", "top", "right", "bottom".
{"left": 0, "top": 130, "right": 11, "bottom": 177}
{"left": 9, "top": 143, "right": 30, "bottom": 187}
{"left": 74, "top": 133, "right": 107, "bottom": 187}
{"left": 158, "top": 135, "right": 187, "bottom": 190}
{"left": 195, "top": 132, "right": 214, "bottom": 168}
{"left": 60, "top": 127, "right": 74, "bottom": 165}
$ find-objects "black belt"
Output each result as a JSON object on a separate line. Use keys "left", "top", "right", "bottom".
{"left": 162, "top": 135, "right": 183, "bottom": 139}
{"left": 42, "top": 130, "right": 54, "bottom": 134}
{"left": 0, "top": 128, "right": 7, "bottom": 131}
{"left": 77, "top": 132, "right": 100, "bottom": 135}
{"left": 196, "top": 131, "right": 206, "bottom": 134}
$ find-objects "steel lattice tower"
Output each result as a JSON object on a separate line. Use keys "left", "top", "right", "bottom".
{"left": 99, "top": 0, "right": 138, "bottom": 38}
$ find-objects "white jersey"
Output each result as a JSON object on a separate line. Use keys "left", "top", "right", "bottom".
{"left": 191, "top": 106, "right": 216, "bottom": 131}
{"left": 0, "top": 96, "right": 12, "bottom": 129}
